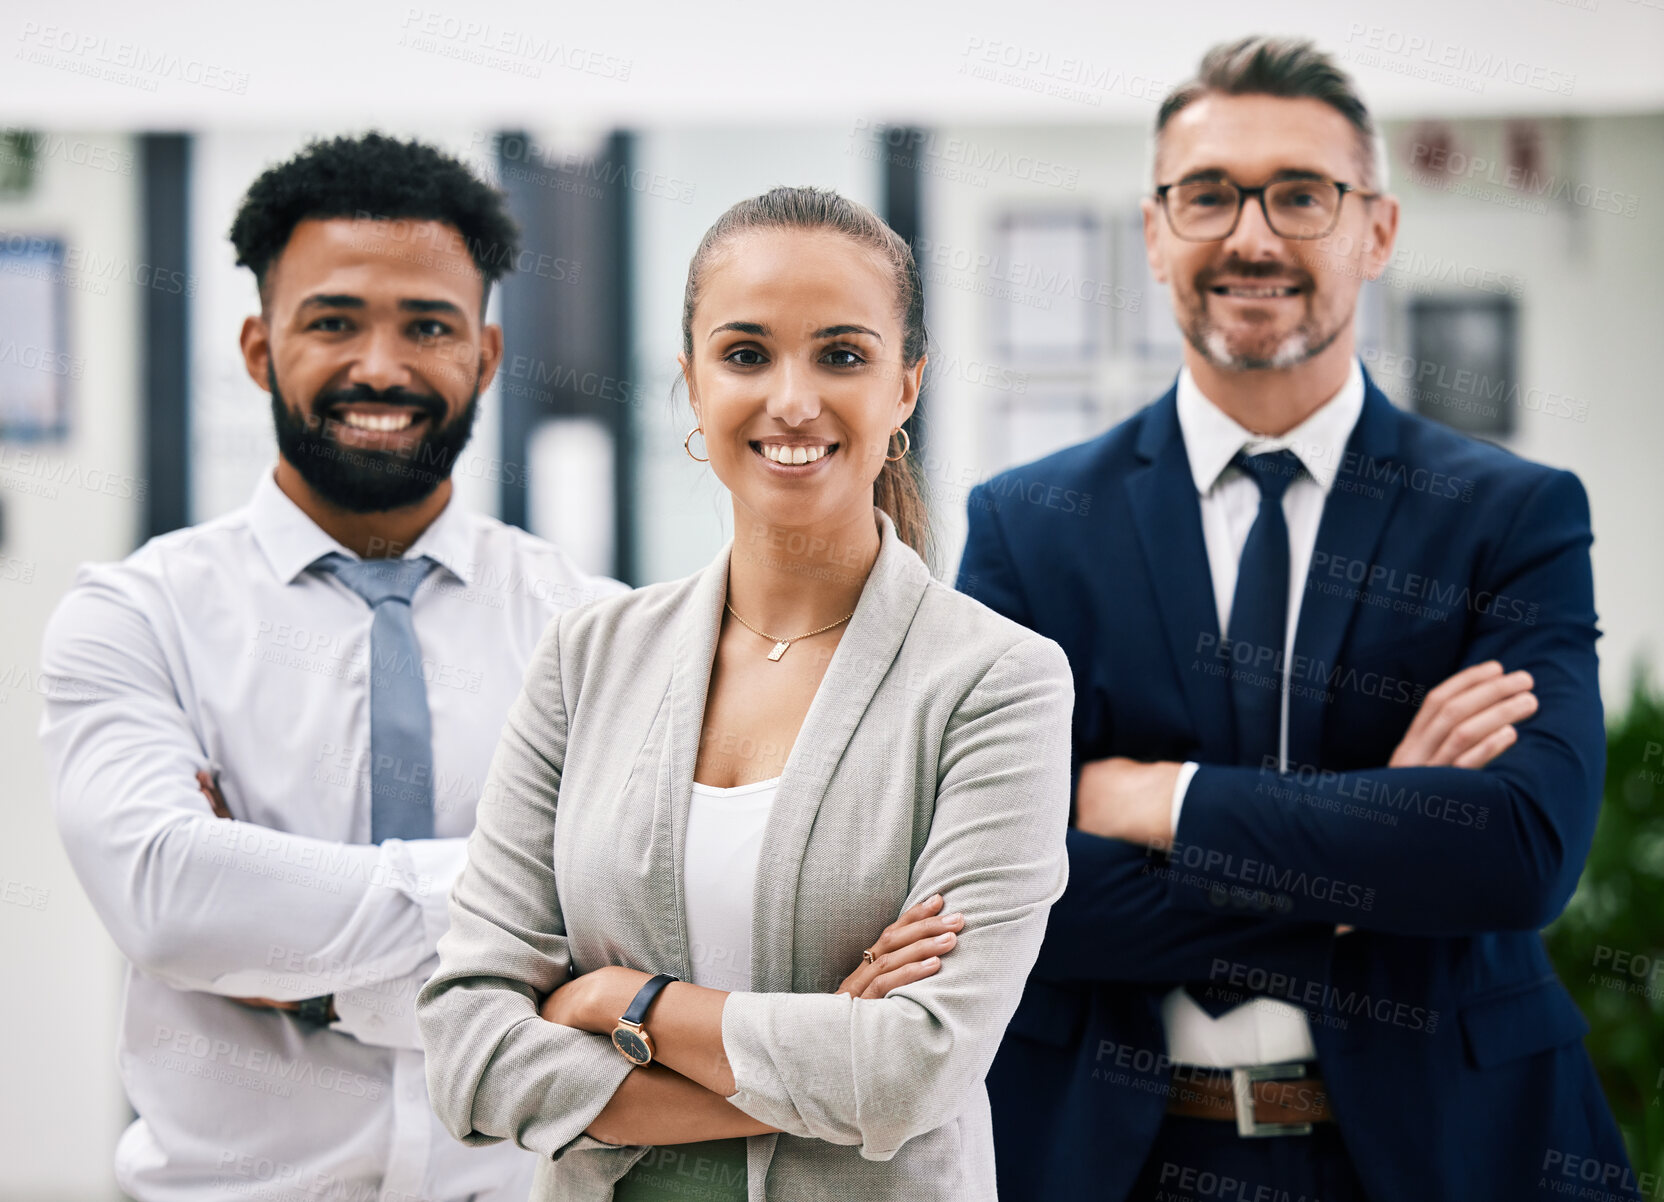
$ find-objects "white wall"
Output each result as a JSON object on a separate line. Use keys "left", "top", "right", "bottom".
{"left": 918, "top": 121, "right": 1156, "bottom": 576}
{"left": 6, "top": 1, "right": 1661, "bottom": 127}
{"left": 0, "top": 131, "right": 142, "bottom": 1202}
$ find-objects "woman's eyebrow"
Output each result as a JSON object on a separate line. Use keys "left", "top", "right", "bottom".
{"left": 814, "top": 324, "right": 882, "bottom": 341}
{"left": 708, "top": 320, "right": 770, "bottom": 341}
{"left": 706, "top": 320, "right": 883, "bottom": 341}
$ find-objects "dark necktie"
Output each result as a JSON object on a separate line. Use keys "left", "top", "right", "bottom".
{"left": 1225, "top": 449, "right": 1304, "bottom": 769}
{"left": 314, "top": 553, "right": 438, "bottom": 843}
{"left": 1185, "top": 448, "right": 1304, "bottom": 1019}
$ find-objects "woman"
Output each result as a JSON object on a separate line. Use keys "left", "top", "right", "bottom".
{"left": 416, "top": 186, "right": 1073, "bottom": 1201}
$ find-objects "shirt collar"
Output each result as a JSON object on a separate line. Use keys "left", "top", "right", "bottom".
{"left": 1175, "top": 357, "right": 1365, "bottom": 497}
{"left": 247, "top": 466, "right": 478, "bottom": 586}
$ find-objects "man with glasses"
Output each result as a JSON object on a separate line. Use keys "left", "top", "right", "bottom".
{"left": 964, "top": 36, "right": 1632, "bottom": 1202}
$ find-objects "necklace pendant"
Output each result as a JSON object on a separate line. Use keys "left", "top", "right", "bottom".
{"left": 767, "top": 640, "right": 790, "bottom": 662}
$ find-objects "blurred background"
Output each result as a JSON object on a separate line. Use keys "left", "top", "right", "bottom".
{"left": 2, "top": 1, "right": 1661, "bottom": 1196}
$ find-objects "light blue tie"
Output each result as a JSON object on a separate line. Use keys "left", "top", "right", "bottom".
{"left": 315, "top": 553, "right": 438, "bottom": 843}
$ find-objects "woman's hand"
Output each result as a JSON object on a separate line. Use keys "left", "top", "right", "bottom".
{"left": 834, "top": 893, "right": 964, "bottom": 999}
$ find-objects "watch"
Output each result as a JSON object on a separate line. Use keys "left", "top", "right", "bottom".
{"left": 610, "top": 973, "right": 678, "bottom": 1066}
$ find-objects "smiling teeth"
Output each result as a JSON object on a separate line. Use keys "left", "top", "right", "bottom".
{"left": 1221, "top": 286, "right": 1297, "bottom": 297}
{"left": 340, "top": 411, "right": 416, "bottom": 432}
{"left": 760, "top": 444, "right": 830, "bottom": 465}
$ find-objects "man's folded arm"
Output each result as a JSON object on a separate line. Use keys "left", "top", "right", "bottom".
{"left": 1029, "top": 827, "right": 1338, "bottom": 985}
{"left": 39, "top": 573, "right": 460, "bottom": 999}
{"left": 1170, "top": 469, "right": 1604, "bottom": 936}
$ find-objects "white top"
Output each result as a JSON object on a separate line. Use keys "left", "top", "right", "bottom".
{"left": 38, "top": 468, "right": 627, "bottom": 1202}
{"left": 1161, "top": 358, "right": 1367, "bottom": 1068}
{"left": 684, "top": 776, "right": 780, "bottom": 992}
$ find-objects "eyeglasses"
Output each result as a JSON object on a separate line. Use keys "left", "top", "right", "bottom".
{"left": 1153, "top": 177, "right": 1378, "bottom": 241}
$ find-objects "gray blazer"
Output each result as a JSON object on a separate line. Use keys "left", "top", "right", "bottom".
{"left": 416, "top": 507, "right": 1073, "bottom": 1201}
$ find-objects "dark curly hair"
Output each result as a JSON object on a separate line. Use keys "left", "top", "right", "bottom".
{"left": 228, "top": 131, "right": 520, "bottom": 310}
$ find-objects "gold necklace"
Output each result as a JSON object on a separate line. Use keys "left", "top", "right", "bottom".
{"left": 724, "top": 602, "right": 856, "bottom": 661}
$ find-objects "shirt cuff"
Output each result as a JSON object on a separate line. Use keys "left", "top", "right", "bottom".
{"left": 398, "top": 837, "right": 471, "bottom": 952}
{"left": 1170, "top": 761, "right": 1201, "bottom": 838}
{"left": 332, "top": 955, "right": 436, "bottom": 1049}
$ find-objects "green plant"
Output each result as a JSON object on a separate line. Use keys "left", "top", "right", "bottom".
{"left": 1545, "top": 669, "right": 1664, "bottom": 1180}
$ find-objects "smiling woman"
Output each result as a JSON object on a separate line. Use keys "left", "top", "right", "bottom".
{"left": 416, "top": 187, "right": 1076, "bottom": 1202}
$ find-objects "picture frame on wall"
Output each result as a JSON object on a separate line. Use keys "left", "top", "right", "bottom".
{"left": 1407, "top": 295, "right": 1517, "bottom": 438}
{"left": 0, "top": 235, "right": 72, "bottom": 441}
{"left": 990, "top": 210, "right": 1105, "bottom": 365}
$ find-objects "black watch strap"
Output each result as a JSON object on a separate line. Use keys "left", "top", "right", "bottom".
{"left": 620, "top": 973, "right": 678, "bottom": 1025}
{"left": 295, "top": 994, "right": 335, "bottom": 1026}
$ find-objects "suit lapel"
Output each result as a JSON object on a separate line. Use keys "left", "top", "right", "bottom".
{"left": 1123, "top": 388, "right": 1236, "bottom": 764}
{"left": 752, "top": 509, "right": 930, "bottom": 991}
{"left": 1286, "top": 378, "right": 1408, "bottom": 771}
{"left": 662, "top": 508, "right": 932, "bottom": 993}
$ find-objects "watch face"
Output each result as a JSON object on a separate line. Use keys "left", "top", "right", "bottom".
{"left": 612, "top": 1026, "right": 651, "bottom": 1065}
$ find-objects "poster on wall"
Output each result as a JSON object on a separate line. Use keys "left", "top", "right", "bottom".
{"left": 992, "top": 211, "right": 1104, "bottom": 364}
{"left": 0, "top": 235, "right": 71, "bottom": 440}
{"left": 1408, "top": 295, "right": 1517, "bottom": 438}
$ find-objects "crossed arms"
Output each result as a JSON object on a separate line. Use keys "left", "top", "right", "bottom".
{"left": 415, "top": 616, "right": 1074, "bottom": 1161}
{"left": 38, "top": 569, "right": 464, "bottom": 1048}
{"left": 958, "top": 468, "right": 1604, "bottom": 986}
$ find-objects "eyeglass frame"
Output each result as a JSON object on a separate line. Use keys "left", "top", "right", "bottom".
{"left": 1152, "top": 174, "right": 1380, "bottom": 242}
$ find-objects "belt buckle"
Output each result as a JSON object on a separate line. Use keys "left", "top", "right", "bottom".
{"left": 1230, "top": 1063, "right": 1313, "bottom": 1138}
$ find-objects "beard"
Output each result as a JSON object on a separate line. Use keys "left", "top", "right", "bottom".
{"left": 1177, "top": 257, "right": 1348, "bottom": 372}
{"left": 269, "top": 363, "right": 482, "bottom": 513}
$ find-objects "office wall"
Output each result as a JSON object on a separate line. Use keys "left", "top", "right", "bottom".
{"left": 0, "top": 131, "right": 142, "bottom": 1202}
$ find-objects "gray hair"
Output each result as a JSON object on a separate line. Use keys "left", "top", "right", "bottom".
{"left": 1151, "top": 36, "right": 1389, "bottom": 192}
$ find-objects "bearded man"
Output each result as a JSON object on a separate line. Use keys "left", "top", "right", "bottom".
{"left": 40, "top": 132, "right": 625, "bottom": 1202}
{"left": 964, "top": 37, "right": 1633, "bottom": 1202}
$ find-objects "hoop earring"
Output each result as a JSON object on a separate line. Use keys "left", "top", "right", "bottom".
{"left": 884, "top": 427, "right": 910, "bottom": 463}
{"left": 684, "top": 425, "right": 709, "bottom": 463}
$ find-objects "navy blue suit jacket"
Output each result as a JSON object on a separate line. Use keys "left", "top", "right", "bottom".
{"left": 958, "top": 372, "right": 1635, "bottom": 1202}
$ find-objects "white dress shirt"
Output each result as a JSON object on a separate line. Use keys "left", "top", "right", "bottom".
{"left": 1161, "top": 359, "right": 1366, "bottom": 1068}
{"left": 39, "top": 468, "right": 627, "bottom": 1202}
{"left": 683, "top": 777, "right": 779, "bottom": 993}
